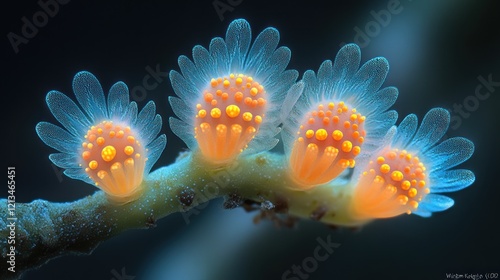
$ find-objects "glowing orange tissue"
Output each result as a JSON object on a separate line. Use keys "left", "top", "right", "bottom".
{"left": 289, "top": 101, "right": 366, "bottom": 187}
{"left": 80, "top": 120, "right": 146, "bottom": 203}
{"left": 194, "top": 73, "right": 267, "bottom": 163}
{"left": 351, "top": 148, "right": 430, "bottom": 220}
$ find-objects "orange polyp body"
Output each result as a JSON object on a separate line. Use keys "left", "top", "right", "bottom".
{"left": 352, "top": 148, "right": 430, "bottom": 220}
{"left": 194, "top": 73, "right": 267, "bottom": 163}
{"left": 80, "top": 120, "right": 146, "bottom": 203}
{"left": 289, "top": 101, "right": 366, "bottom": 188}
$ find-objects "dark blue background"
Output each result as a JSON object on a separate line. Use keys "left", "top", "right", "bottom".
{"left": 3, "top": 0, "right": 499, "bottom": 279}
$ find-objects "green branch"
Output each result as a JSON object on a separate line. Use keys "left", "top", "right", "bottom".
{"left": 0, "top": 151, "right": 359, "bottom": 279}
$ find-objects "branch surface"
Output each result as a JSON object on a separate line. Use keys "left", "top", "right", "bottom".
{"left": 0, "top": 152, "right": 356, "bottom": 279}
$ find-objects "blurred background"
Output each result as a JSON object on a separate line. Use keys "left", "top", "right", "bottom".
{"left": 2, "top": 0, "right": 499, "bottom": 279}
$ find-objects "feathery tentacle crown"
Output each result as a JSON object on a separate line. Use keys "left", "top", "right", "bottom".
{"left": 36, "top": 71, "right": 167, "bottom": 204}
{"left": 282, "top": 44, "right": 398, "bottom": 189}
{"left": 351, "top": 108, "right": 475, "bottom": 221}
{"left": 169, "top": 19, "right": 300, "bottom": 164}
{"left": 35, "top": 18, "right": 475, "bottom": 222}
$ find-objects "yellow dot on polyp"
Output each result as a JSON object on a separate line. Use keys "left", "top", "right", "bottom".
{"left": 380, "top": 164, "right": 390, "bottom": 174}
{"left": 306, "top": 130, "right": 314, "bottom": 139}
{"left": 315, "top": 129, "right": 328, "bottom": 141}
{"left": 242, "top": 112, "right": 252, "bottom": 122}
{"left": 101, "top": 145, "right": 116, "bottom": 162}
{"left": 89, "top": 160, "right": 98, "bottom": 169}
{"left": 341, "top": 141, "right": 353, "bottom": 153}
{"left": 211, "top": 108, "right": 221, "bottom": 118}
{"left": 332, "top": 130, "right": 343, "bottom": 141}
{"left": 124, "top": 146, "right": 134, "bottom": 156}
{"left": 289, "top": 101, "right": 366, "bottom": 188}
{"left": 96, "top": 137, "right": 105, "bottom": 146}
{"left": 351, "top": 148, "right": 430, "bottom": 220}
{"left": 391, "top": 171, "right": 404, "bottom": 181}
{"left": 80, "top": 120, "right": 146, "bottom": 204}
{"left": 226, "top": 105, "right": 240, "bottom": 118}
{"left": 194, "top": 74, "right": 267, "bottom": 163}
